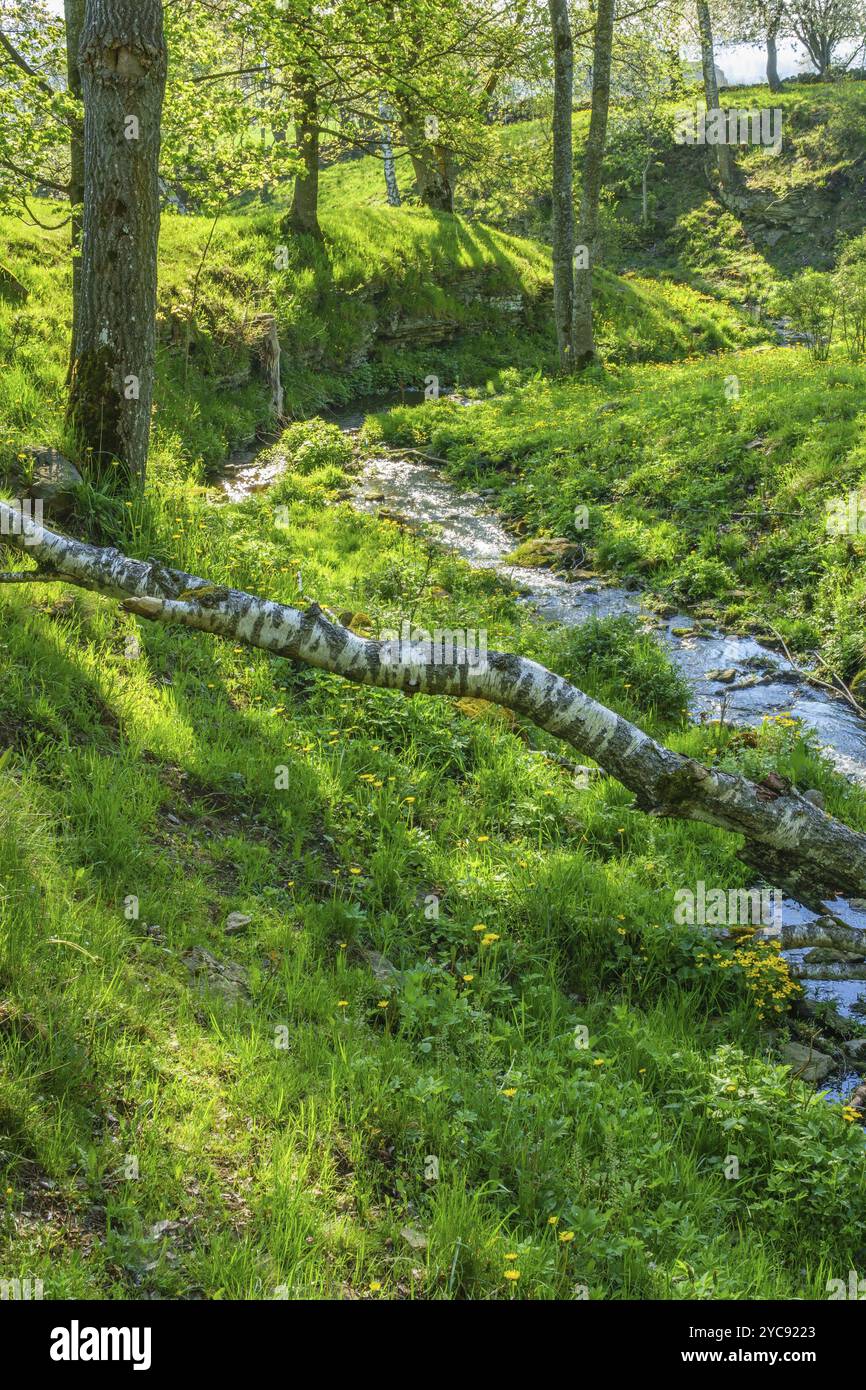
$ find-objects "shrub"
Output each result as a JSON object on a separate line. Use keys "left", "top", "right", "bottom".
{"left": 770, "top": 270, "right": 837, "bottom": 361}
{"left": 278, "top": 417, "right": 355, "bottom": 474}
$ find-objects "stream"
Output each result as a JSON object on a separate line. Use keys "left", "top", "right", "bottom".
{"left": 220, "top": 399, "right": 866, "bottom": 1102}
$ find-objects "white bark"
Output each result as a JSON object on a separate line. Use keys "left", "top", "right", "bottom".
{"left": 379, "top": 95, "right": 401, "bottom": 207}
{"left": 5, "top": 498, "right": 866, "bottom": 904}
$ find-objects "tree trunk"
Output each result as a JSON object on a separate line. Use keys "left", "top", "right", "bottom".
{"left": 283, "top": 72, "right": 321, "bottom": 239}
{"left": 64, "top": 0, "right": 86, "bottom": 373}
{"left": 547, "top": 0, "right": 575, "bottom": 371}
{"left": 403, "top": 115, "right": 455, "bottom": 212}
{"left": 252, "top": 313, "right": 284, "bottom": 422}
{"left": 379, "top": 95, "right": 401, "bottom": 207}
{"left": 696, "top": 0, "right": 735, "bottom": 192}
{"left": 67, "top": 0, "right": 167, "bottom": 485}
{"left": 572, "top": 0, "right": 615, "bottom": 370}
{"left": 7, "top": 497, "right": 866, "bottom": 908}
{"left": 766, "top": 16, "right": 782, "bottom": 92}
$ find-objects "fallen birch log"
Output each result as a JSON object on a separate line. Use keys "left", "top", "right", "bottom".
{"left": 4, "top": 498, "right": 866, "bottom": 909}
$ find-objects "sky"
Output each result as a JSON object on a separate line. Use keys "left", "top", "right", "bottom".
{"left": 41, "top": 0, "right": 857, "bottom": 87}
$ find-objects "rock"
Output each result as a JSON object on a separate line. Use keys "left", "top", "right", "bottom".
{"left": 843, "top": 1038, "right": 866, "bottom": 1061}
{"left": 781, "top": 1040, "right": 834, "bottom": 1084}
{"left": 504, "top": 537, "right": 583, "bottom": 569}
{"left": 847, "top": 1082, "right": 866, "bottom": 1117}
{"left": 225, "top": 912, "right": 252, "bottom": 935}
{"left": 848, "top": 899, "right": 866, "bottom": 913}
{"left": 183, "top": 947, "right": 250, "bottom": 1004}
{"left": 804, "top": 948, "right": 866, "bottom": 965}
{"left": 16, "top": 448, "right": 83, "bottom": 519}
{"left": 706, "top": 668, "right": 737, "bottom": 683}
{"left": 802, "top": 788, "right": 825, "bottom": 811}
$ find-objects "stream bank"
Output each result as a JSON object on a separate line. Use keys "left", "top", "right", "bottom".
{"left": 219, "top": 399, "right": 866, "bottom": 1103}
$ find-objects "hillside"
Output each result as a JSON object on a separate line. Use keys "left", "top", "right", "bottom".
{"left": 3, "top": 36, "right": 866, "bottom": 1319}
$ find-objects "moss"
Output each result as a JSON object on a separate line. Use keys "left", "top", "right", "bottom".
{"left": 67, "top": 345, "right": 124, "bottom": 475}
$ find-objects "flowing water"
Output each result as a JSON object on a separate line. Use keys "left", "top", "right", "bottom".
{"left": 220, "top": 402, "right": 866, "bottom": 1097}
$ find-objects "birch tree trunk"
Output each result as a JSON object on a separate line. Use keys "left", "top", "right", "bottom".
{"left": 66, "top": 0, "right": 167, "bottom": 485}
{"left": 696, "top": 0, "right": 736, "bottom": 192}
{"left": 6, "top": 496, "right": 866, "bottom": 909}
{"left": 547, "top": 0, "right": 575, "bottom": 371}
{"left": 379, "top": 95, "right": 401, "bottom": 207}
{"left": 572, "top": 0, "right": 615, "bottom": 370}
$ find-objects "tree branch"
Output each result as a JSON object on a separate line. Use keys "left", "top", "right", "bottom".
{"left": 4, "top": 498, "right": 866, "bottom": 905}
{"left": 0, "top": 28, "right": 55, "bottom": 98}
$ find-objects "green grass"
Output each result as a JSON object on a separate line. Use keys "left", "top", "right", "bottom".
{"left": 454, "top": 79, "right": 866, "bottom": 301}
{"left": 2, "top": 439, "right": 866, "bottom": 1300}
{"left": 3, "top": 79, "right": 866, "bottom": 1300}
{"left": 1, "top": 169, "right": 772, "bottom": 496}
{"left": 0, "top": 201, "right": 553, "bottom": 487}
{"left": 370, "top": 344, "right": 866, "bottom": 681}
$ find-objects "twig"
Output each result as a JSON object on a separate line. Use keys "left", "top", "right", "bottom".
{"left": 766, "top": 622, "right": 866, "bottom": 720}
{"left": 0, "top": 570, "right": 65, "bottom": 584}
{"left": 389, "top": 446, "right": 451, "bottom": 466}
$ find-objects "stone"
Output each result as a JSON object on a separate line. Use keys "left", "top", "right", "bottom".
{"left": 804, "top": 948, "right": 865, "bottom": 965}
{"left": 17, "top": 448, "right": 83, "bottom": 519}
{"left": 225, "top": 912, "right": 252, "bottom": 935}
{"left": 183, "top": 947, "right": 250, "bottom": 1004}
{"left": 843, "top": 1038, "right": 866, "bottom": 1061}
{"left": 504, "top": 537, "right": 583, "bottom": 569}
{"left": 706, "top": 668, "right": 737, "bottom": 683}
{"left": 781, "top": 1040, "right": 834, "bottom": 1084}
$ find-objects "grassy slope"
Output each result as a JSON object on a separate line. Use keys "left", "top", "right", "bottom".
{"left": 372, "top": 345, "right": 866, "bottom": 679}
{"left": 0, "top": 203, "right": 551, "bottom": 485}
{"left": 0, "top": 162, "right": 767, "bottom": 493}
{"left": 2, "top": 441, "right": 866, "bottom": 1300}
{"left": 460, "top": 81, "right": 866, "bottom": 299}
{"left": 3, "top": 83, "right": 866, "bottom": 1299}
